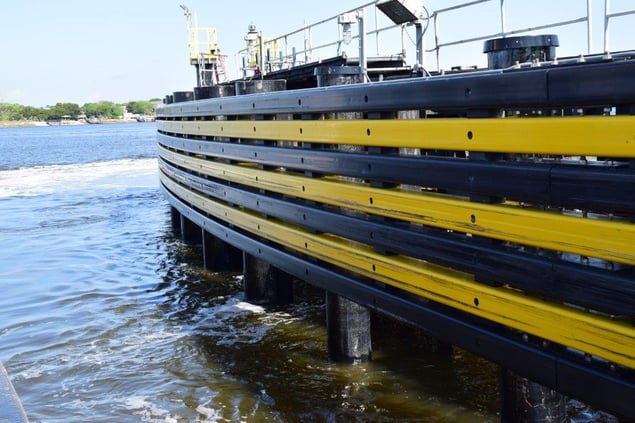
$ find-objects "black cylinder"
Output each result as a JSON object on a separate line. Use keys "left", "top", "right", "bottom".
{"left": 235, "top": 79, "right": 286, "bottom": 95}
{"left": 326, "top": 292, "right": 371, "bottom": 363}
{"left": 172, "top": 91, "right": 194, "bottom": 103}
{"left": 242, "top": 252, "right": 293, "bottom": 305}
{"left": 500, "top": 369, "right": 565, "bottom": 422}
{"left": 194, "top": 84, "right": 236, "bottom": 100}
{"left": 315, "top": 65, "right": 363, "bottom": 87}
{"left": 483, "top": 35, "right": 559, "bottom": 69}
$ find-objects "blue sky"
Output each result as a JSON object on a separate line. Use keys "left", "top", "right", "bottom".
{"left": 1, "top": 0, "right": 633, "bottom": 107}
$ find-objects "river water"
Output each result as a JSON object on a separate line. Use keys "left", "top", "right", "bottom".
{"left": 0, "top": 123, "right": 606, "bottom": 422}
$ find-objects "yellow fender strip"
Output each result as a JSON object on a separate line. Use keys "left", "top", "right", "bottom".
{"left": 161, "top": 173, "right": 635, "bottom": 369}
{"left": 159, "top": 146, "right": 635, "bottom": 265}
{"left": 157, "top": 115, "right": 635, "bottom": 158}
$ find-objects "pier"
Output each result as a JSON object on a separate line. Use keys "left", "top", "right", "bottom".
{"left": 0, "top": 361, "right": 28, "bottom": 423}
{"left": 157, "top": 1, "right": 635, "bottom": 419}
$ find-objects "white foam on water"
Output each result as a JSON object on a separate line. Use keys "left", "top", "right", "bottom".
{"left": 195, "top": 404, "right": 224, "bottom": 422}
{"left": 221, "top": 300, "right": 266, "bottom": 315}
{"left": 125, "top": 396, "right": 178, "bottom": 422}
{"left": 0, "top": 158, "right": 158, "bottom": 198}
{"left": 194, "top": 295, "right": 305, "bottom": 347}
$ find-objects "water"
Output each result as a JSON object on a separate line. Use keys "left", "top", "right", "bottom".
{"left": 2, "top": 123, "right": 600, "bottom": 422}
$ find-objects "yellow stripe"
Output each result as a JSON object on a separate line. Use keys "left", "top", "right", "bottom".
{"left": 157, "top": 115, "right": 635, "bottom": 158}
{"left": 161, "top": 173, "right": 635, "bottom": 369}
{"left": 159, "top": 146, "right": 635, "bottom": 265}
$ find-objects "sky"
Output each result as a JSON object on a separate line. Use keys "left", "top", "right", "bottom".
{"left": 0, "top": 0, "right": 633, "bottom": 107}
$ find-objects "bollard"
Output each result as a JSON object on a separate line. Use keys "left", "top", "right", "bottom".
{"left": 194, "top": 84, "right": 235, "bottom": 100}
{"left": 172, "top": 91, "right": 194, "bottom": 103}
{"left": 483, "top": 35, "right": 559, "bottom": 69}
{"left": 234, "top": 79, "right": 286, "bottom": 95}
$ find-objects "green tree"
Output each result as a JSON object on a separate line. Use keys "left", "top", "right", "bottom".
{"left": 0, "top": 103, "right": 24, "bottom": 120}
{"left": 48, "top": 102, "right": 81, "bottom": 119}
{"left": 125, "top": 100, "right": 154, "bottom": 115}
{"left": 82, "top": 101, "right": 123, "bottom": 119}
{"left": 22, "top": 106, "right": 47, "bottom": 120}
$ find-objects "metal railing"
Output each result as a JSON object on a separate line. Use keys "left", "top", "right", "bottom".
{"left": 427, "top": 0, "right": 593, "bottom": 71}
{"left": 232, "top": 0, "right": 635, "bottom": 78}
{"left": 604, "top": 0, "right": 635, "bottom": 52}
{"left": 235, "top": 1, "right": 428, "bottom": 78}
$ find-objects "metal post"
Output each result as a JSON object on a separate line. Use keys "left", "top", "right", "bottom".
{"left": 433, "top": 13, "right": 440, "bottom": 71}
{"left": 415, "top": 22, "right": 423, "bottom": 67}
{"left": 357, "top": 10, "right": 367, "bottom": 80}
{"left": 500, "top": 0, "right": 506, "bottom": 36}
{"left": 374, "top": 5, "right": 380, "bottom": 56}
{"left": 258, "top": 31, "right": 264, "bottom": 77}
{"left": 604, "top": 0, "right": 610, "bottom": 52}
{"left": 587, "top": 0, "right": 593, "bottom": 53}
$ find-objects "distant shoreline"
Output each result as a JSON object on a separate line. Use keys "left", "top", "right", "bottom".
{"left": 0, "top": 119, "right": 151, "bottom": 128}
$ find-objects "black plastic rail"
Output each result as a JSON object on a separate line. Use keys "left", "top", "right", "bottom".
{"left": 157, "top": 59, "right": 635, "bottom": 117}
{"left": 159, "top": 158, "right": 635, "bottom": 318}
{"left": 158, "top": 133, "right": 635, "bottom": 214}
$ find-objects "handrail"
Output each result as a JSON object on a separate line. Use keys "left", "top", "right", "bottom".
{"left": 231, "top": 0, "right": 635, "bottom": 78}
{"left": 428, "top": 0, "right": 594, "bottom": 71}
{"left": 604, "top": 0, "right": 635, "bottom": 52}
{"left": 235, "top": 1, "right": 420, "bottom": 78}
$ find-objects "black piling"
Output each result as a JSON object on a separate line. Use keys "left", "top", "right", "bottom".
{"left": 180, "top": 215, "right": 202, "bottom": 245}
{"left": 170, "top": 207, "right": 181, "bottom": 237}
{"left": 193, "top": 84, "right": 243, "bottom": 273}
{"left": 237, "top": 77, "right": 293, "bottom": 305}
{"left": 326, "top": 292, "right": 371, "bottom": 363}
{"left": 203, "top": 230, "right": 242, "bottom": 272}
{"left": 316, "top": 65, "right": 372, "bottom": 363}
{"left": 500, "top": 369, "right": 566, "bottom": 422}
{"left": 483, "top": 35, "right": 566, "bottom": 420}
{"left": 242, "top": 252, "right": 293, "bottom": 305}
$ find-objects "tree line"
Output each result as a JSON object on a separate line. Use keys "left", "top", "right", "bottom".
{"left": 0, "top": 100, "right": 160, "bottom": 121}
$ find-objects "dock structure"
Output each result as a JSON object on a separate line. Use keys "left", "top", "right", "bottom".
{"left": 158, "top": 1, "right": 635, "bottom": 419}
{"left": 0, "top": 361, "right": 28, "bottom": 422}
